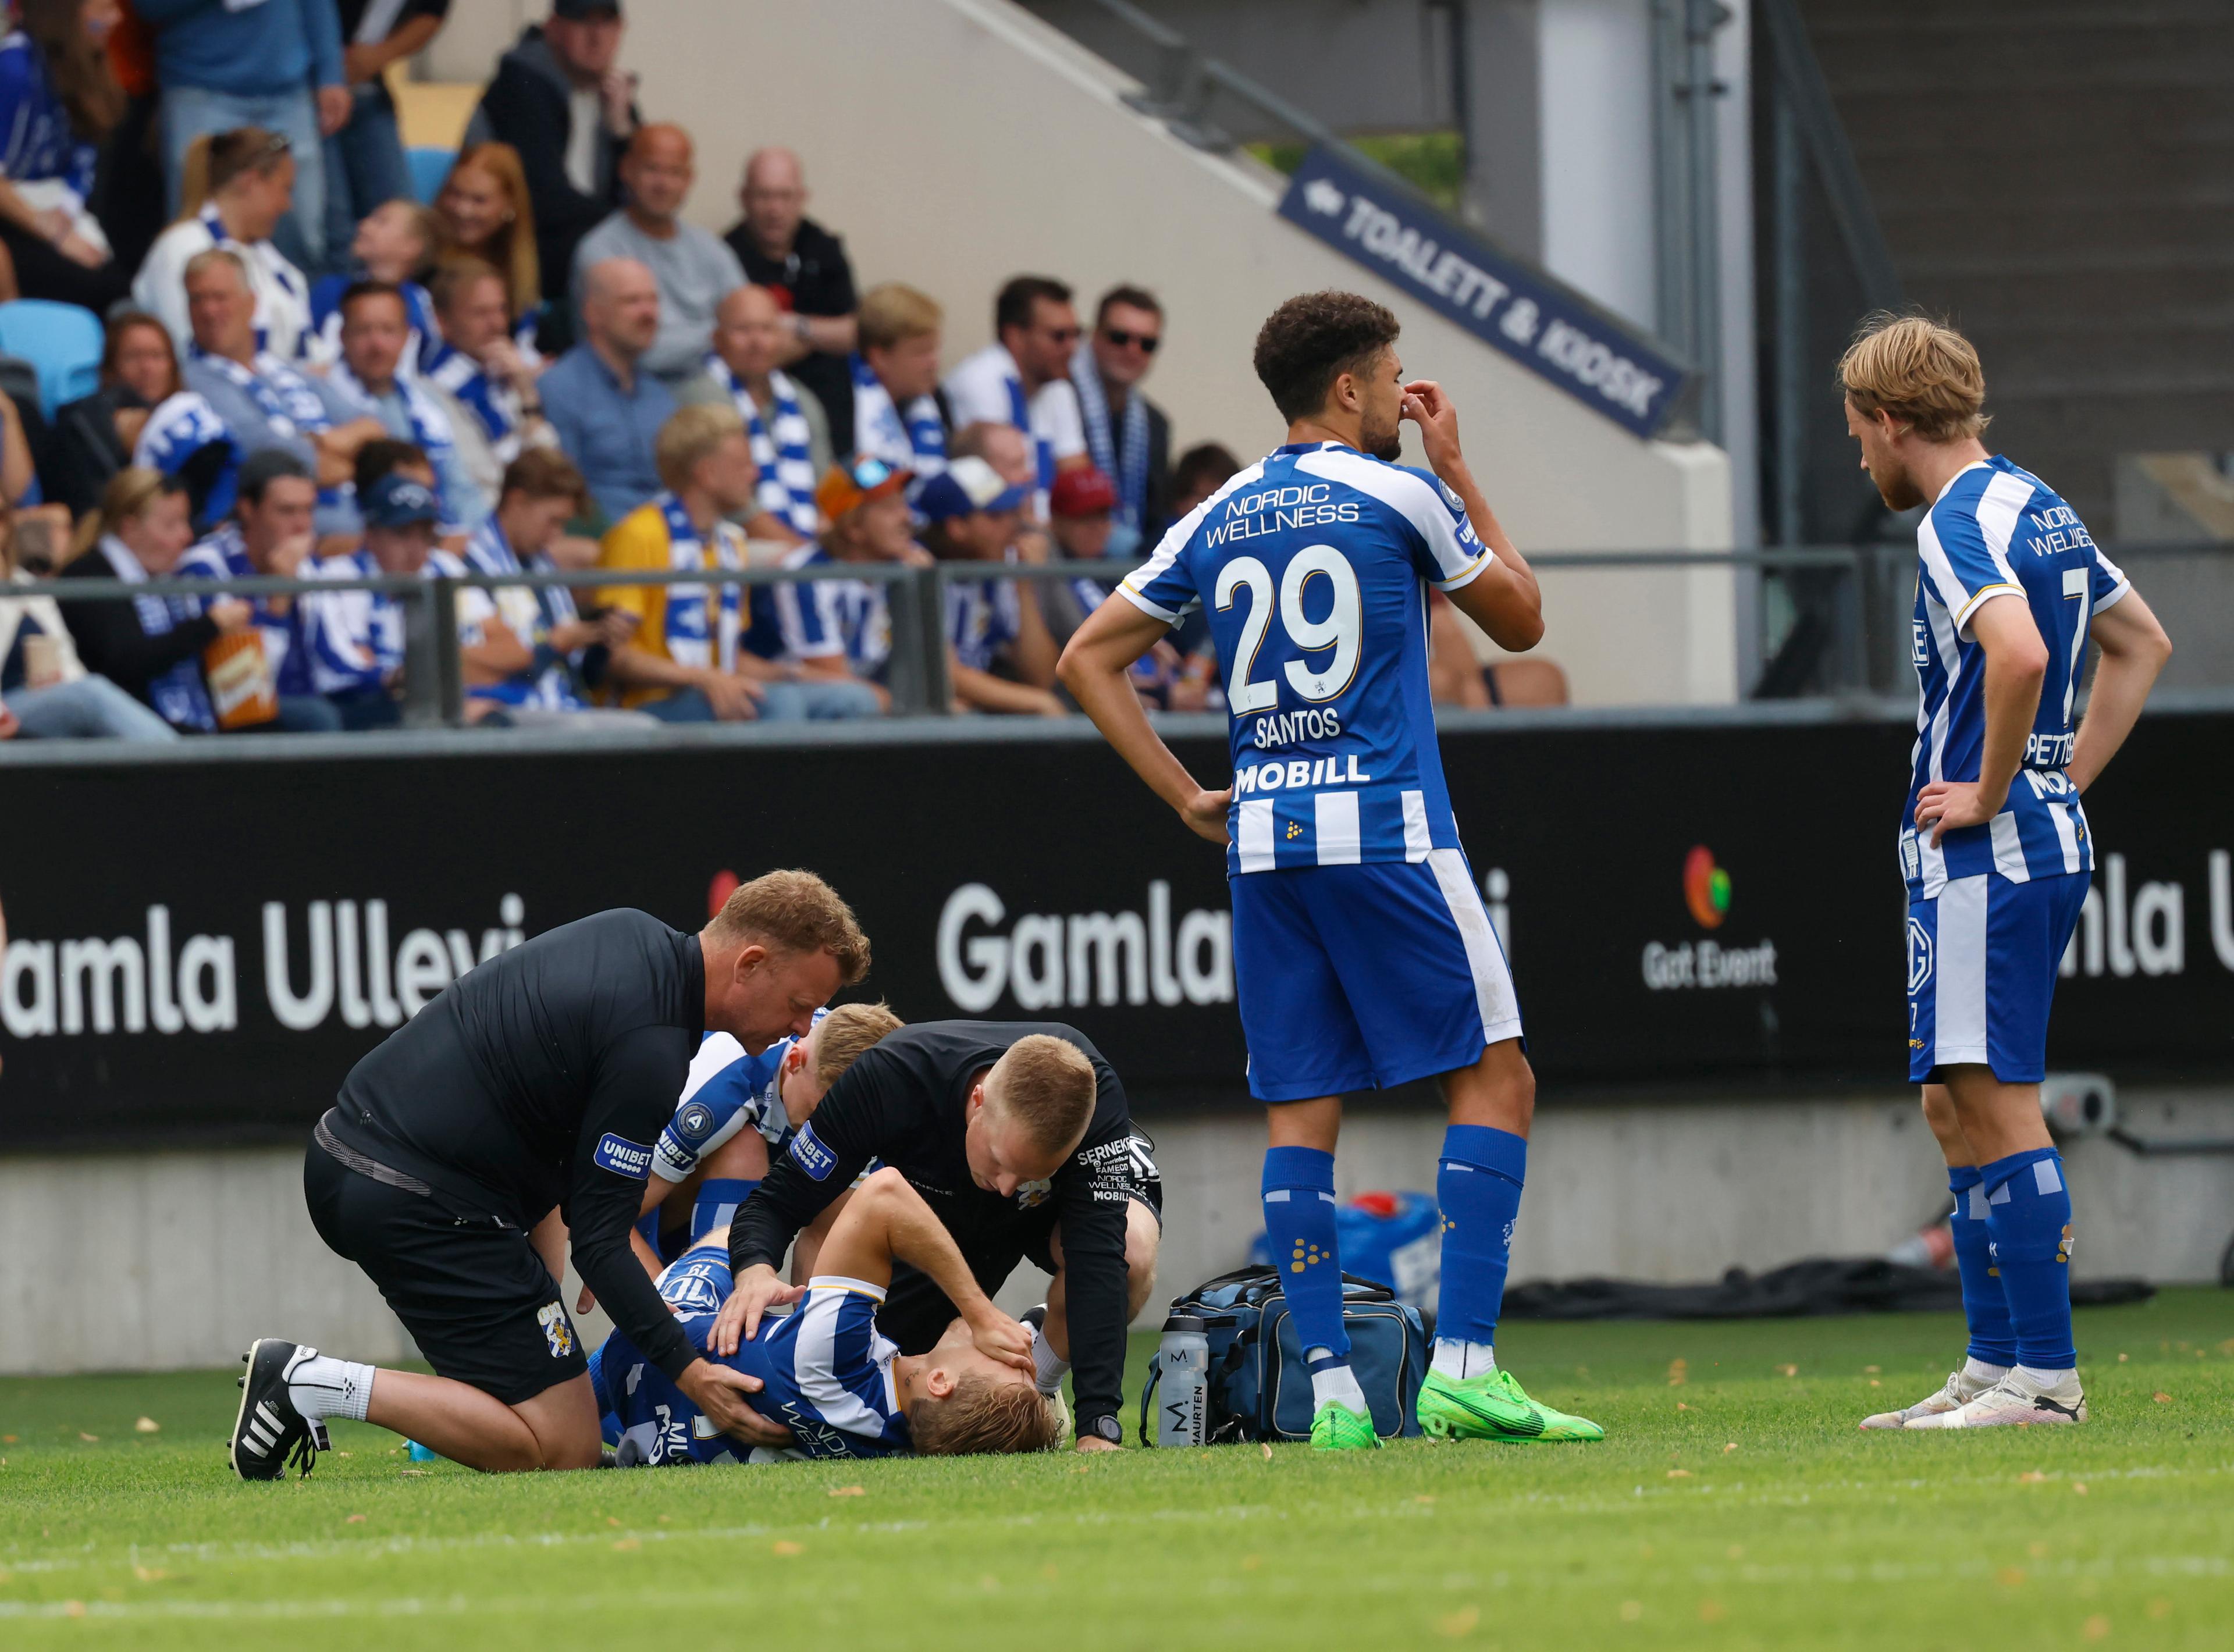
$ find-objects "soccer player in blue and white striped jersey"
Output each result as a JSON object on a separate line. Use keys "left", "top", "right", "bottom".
{"left": 1059, "top": 291, "right": 1600, "bottom": 1450}
{"left": 1839, "top": 315, "right": 2171, "bottom": 1431}
{"left": 628, "top": 1001, "right": 902, "bottom": 1276}
{"left": 592, "top": 1167, "right": 1054, "bottom": 1463}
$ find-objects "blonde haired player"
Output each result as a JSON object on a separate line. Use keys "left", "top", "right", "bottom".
{"left": 628, "top": 1001, "right": 905, "bottom": 1285}
{"left": 1840, "top": 314, "right": 2170, "bottom": 1430}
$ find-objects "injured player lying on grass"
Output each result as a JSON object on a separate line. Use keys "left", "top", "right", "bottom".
{"left": 593, "top": 1166, "right": 1061, "bottom": 1462}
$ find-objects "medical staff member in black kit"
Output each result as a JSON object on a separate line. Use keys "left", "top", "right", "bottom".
{"left": 228, "top": 871, "right": 870, "bottom": 1479}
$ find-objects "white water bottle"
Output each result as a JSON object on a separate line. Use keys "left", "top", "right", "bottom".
{"left": 1154, "top": 1315, "right": 1210, "bottom": 1447}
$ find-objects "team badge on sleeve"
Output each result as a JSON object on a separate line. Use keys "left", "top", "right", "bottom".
{"left": 674, "top": 1102, "right": 716, "bottom": 1145}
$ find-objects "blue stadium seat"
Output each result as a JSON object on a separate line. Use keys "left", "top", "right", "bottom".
{"left": 408, "top": 146, "right": 456, "bottom": 205}
{"left": 0, "top": 299, "right": 104, "bottom": 417}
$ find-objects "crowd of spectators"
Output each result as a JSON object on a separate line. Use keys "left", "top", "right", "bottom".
{"left": 0, "top": 0, "right": 1548, "bottom": 747}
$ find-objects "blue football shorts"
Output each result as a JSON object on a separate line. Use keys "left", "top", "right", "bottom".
{"left": 1905, "top": 868, "right": 2089, "bottom": 1084}
{"left": 1229, "top": 848, "right": 1524, "bottom": 1102}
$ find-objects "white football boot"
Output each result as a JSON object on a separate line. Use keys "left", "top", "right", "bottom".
{"left": 1903, "top": 1368, "right": 2087, "bottom": 1429}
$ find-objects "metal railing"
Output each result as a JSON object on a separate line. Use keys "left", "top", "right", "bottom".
{"left": 29, "top": 540, "right": 2230, "bottom": 734}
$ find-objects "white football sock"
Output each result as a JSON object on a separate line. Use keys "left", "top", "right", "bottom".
{"left": 1030, "top": 1325, "right": 1070, "bottom": 1395}
{"left": 1306, "top": 1350, "right": 1368, "bottom": 1414}
{"left": 1961, "top": 1357, "right": 2012, "bottom": 1386}
{"left": 288, "top": 1353, "right": 375, "bottom": 1422}
{"left": 2015, "top": 1363, "right": 2077, "bottom": 1390}
{"left": 1431, "top": 1338, "right": 1496, "bottom": 1380}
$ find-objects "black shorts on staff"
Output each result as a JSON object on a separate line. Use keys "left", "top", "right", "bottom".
{"left": 304, "top": 1138, "right": 586, "bottom": 1408}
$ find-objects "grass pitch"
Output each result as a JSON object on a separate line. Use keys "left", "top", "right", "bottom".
{"left": 3, "top": 1290, "right": 2229, "bottom": 1650}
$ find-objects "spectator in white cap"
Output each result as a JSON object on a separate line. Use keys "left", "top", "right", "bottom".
{"left": 916, "top": 455, "right": 1062, "bottom": 718}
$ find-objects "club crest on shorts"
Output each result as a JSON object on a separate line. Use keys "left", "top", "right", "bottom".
{"left": 537, "top": 1301, "right": 574, "bottom": 1359}
{"left": 1906, "top": 917, "right": 1934, "bottom": 993}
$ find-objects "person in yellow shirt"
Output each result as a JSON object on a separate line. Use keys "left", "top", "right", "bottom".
{"left": 599, "top": 405, "right": 880, "bottom": 720}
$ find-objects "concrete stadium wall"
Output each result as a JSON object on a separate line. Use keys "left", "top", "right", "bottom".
{"left": 429, "top": 0, "right": 1736, "bottom": 704}
{"left": 7, "top": 1090, "right": 2226, "bottom": 1376}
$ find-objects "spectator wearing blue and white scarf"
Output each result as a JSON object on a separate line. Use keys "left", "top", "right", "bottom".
{"left": 329, "top": 280, "right": 493, "bottom": 537}
{"left": 423, "top": 258, "right": 557, "bottom": 503}
{"left": 1070, "top": 284, "right": 1174, "bottom": 558}
{"left": 696, "top": 285, "right": 830, "bottom": 541}
{"left": 942, "top": 275, "right": 1088, "bottom": 513}
{"left": 54, "top": 469, "right": 253, "bottom": 733}
{"left": 429, "top": 450, "right": 658, "bottom": 729}
{"left": 304, "top": 472, "right": 441, "bottom": 729}
{"left": 851, "top": 282, "right": 948, "bottom": 483}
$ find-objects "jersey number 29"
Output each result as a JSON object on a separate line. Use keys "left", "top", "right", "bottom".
{"left": 1215, "top": 546, "right": 1362, "bottom": 713}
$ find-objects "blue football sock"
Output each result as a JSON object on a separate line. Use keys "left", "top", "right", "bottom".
{"left": 1945, "top": 1165, "right": 2016, "bottom": 1368}
{"left": 1981, "top": 1148, "right": 2076, "bottom": 1370}
{"left": 1262, "top": 1145, "right": 1347, "bottom": 1364}
{"left": 692, "top": 1178, "right": 756, "bottom": 1244}
{"left": 632, "top": 1212, "right": 663, "bottom": 1263}
{"left": 1435, "top": 1124, "right": 1527, "bottom": 1348}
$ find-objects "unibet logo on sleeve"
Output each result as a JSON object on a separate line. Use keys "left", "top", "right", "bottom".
{"left": 789, "top": 1121, "right": 837, "bottom": 1181}
{"left": 593, "top": 1133, "right": 655, "bottom": 1179}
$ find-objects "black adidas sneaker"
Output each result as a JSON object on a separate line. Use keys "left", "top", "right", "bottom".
{"left": 230, "top": 1339, "right": 328, "bottom": 1480}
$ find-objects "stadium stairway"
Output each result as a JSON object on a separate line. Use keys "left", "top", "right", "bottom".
{"left": 1801, "top": 0, "right": 2234, "bottom": 533}
{"left": 549, "top": 0, "right": 1738, "bottom": 705}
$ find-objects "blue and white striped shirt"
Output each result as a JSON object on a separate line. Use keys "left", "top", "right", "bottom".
{"left": 1121, "top": 441, "right": 1492, "bottom": 875}
{"left": 596, "top": 1244, "right": 909, "bottom": 1465}
{"left": 650, "top": 1014, "right": 827, "bottom": 1185}
{"left": 774, "top": 543, "right": 890, "bottom": 679}
{"left": 1902, "top": 455, "right": 2129, "bottom": 894}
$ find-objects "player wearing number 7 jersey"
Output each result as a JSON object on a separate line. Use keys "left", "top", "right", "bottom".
{"left": 1059, "top": 290, "right": 1601, "bottom": 1450}
{"left": 1838, "top": 314, "right": 2171, "bottom": 1432}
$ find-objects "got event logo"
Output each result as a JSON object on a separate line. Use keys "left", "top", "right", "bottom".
{"left": 1683, "top": 846, "right": 1732, "bottom": 930}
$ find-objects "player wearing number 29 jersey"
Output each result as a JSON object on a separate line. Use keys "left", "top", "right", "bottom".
{"left": 1070, "top": 293, "right": 1603, "bottom": 1452}
{"left": 1120, "top": 442, "right": 1490, "bottom": 877}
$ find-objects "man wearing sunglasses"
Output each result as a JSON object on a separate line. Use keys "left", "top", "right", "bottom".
{"left": 1070, "top": 285, "right": 1173, "bottom": 560}
{"left": 942, "top": 276, "right": 1090, "bottom": 505}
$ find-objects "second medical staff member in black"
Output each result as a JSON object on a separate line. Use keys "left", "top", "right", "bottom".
{"left": 712, "top": 1022, "right": 1163, "bottom": 1452}
{"left": 229, "top": 872, "right": 871, "bottom": 1479}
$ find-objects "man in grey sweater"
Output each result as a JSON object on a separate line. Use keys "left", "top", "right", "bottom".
{"left": 573, "top": 125, "right": 745, "bottom": 390}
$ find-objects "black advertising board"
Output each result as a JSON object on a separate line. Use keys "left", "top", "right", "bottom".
{"left": 2, "top": 712, "right": 2229, "bottom": 1150}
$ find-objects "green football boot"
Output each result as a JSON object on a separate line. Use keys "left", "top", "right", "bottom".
{"left": 1416, "top": 1366, "right": 1605, "bottom": 1443}
{"left": 1310, "top": 1401, "right": 1383, "bottom": 1451}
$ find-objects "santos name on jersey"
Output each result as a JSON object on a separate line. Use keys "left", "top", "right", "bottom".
{"left": 1904, "top": 456, "right": 2129, "bottom": 895}
{"left": 592, "top": 1241, "right": 909, "bottom": 1466}
{"left": 1120, "top": 441, "right": 1490, "bottom": 875}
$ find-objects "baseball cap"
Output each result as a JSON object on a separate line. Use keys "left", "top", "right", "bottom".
{"left": 1050, "top": 465, "right": 1116, "bottom": 519}
{"left": 815, "top": 455, "right": 910, "bottom": 522}
{"left": 362, "top": 473, "right": 440, "bottom": 530}
{"left": 915, "top": 456, "right": 1029, "bottom": 523}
